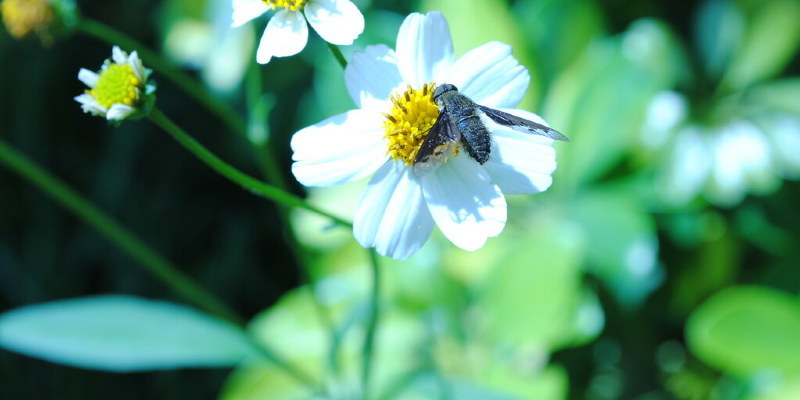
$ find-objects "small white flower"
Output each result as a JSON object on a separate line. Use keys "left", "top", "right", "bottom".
{"left": 290, "top": 12, "right": 558, "bottom": 260}
{"left": 74, "top": 46, "right": 155, "bottom": 121}
{"left": 231, "top": 0, "right": 364, "bottom": 64}
{"left": 661, "top": 120, "right": 781, "bottom": 206}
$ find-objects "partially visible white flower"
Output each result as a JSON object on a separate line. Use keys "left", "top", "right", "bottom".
{"left": 641, "top": 91, "right": 687, "bottom": 149}
{"left": 231, "top": 0, "right": 364, "bottom": 64}
{"left": 74, "top": 46, "right": 155, "bottom": 121}
{"left": 290, "top": 12, "right": 558, "bottom": 260}
{"left": 660, "top": 120, "right": 781, "bottom": 206}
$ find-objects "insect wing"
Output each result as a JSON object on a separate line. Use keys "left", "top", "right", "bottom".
{"left": 477, "top": 105, "right": 569, "bottom": 141}
{"left": 413, "top": 113, "right": 461, "bottom": 176}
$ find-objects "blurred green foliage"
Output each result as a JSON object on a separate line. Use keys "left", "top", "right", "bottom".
{"left": 1, "top": 0, "right": 800, "bottom": 399}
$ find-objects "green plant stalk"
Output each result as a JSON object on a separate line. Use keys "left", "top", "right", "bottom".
{"left": 327, "top": 43, "right": 348, "bottom": 69}
{"left": 362, "top": 249, "right": 381, "bottom": 399}
{"left": 148, "top": 108, "right": 352, "bottom": 227}
{"left": 0, "top": 138, "right": 320, "bottom": 390}
{"left": 0, "top": 138, "right": 241, "bottom": 325}
{"left": 76, "top": 17, "right": 246, "bottom": 137}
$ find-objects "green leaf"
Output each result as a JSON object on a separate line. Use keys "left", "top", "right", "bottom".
{"left": 686, "top": 286, "right": 800, "bottom": 378}
{"left": 512, "top": 0, "right": 605, "bottom": 86}
{"left": 0, "top": 295, "right": 255, "bottom": 371}
{"left": 474, "top": 216, "right": 599, "bottom": 349}
{"left": 721, "top": 0, "right": 800, "bottom": 90}
{"left": 745, "top": 78, "right": 800, "bottom": 116}
{"left": 572, "top": 189, "right": 662, "bottom": 308}
{"left": 694, "top": 0, "right": 746, "bottom": 79}
{"left": 546, "top": 29, "right": 672, "bottom": 188}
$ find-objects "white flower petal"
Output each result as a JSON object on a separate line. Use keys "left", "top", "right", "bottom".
{"left": 231, "top": 0, "right": 269, "bottom": 27}
{"left": 127, "top": 51, "right": 146, "bottom": 82}
{"left": 256, "top": 10, "right": 308, "bottom": 64}
{"left": 354, "top": 161, "right": 434, "bottom": 260}
{"left": 344, "top": 45, "right": 402, "bottom": 110}
{"left": 74, "top": 94, "right": 107, "bottom": 116}
{"left": 305, "top": 0, "right": 364, "bottom": 45}
{"left": 106, "top": 104, "right": 136, "bottom": 120}
{"left": 483, "top": 109, "right": 557, "bottom": 194}
{"left": 395, "top": 11, "right": 454, "bottom": 87}
{"left": 112, "top": 46, "right": 127, "bottom": 65}
{"left": 291, "top": 110, "right": 388, "bottom": 187}
{"left": 421, "top": 156, "right": 506, "bottom": 251}
{"left": 448, "top": 42, "right": 529, "bottom": 109}
{"left": 78, "top": 68, "right": 99, "bottom": 88}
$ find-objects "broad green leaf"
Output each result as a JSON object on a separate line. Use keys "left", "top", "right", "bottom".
{"left": 722, "top": 0, "right": 800, "bottom": 90}
{"left": 686, "top": 286, "right": 800, "bottom": 378}
{"left": 0, "top": 295, "right": 255, "bottom": 371}
{"left": 572, "top": 189, "right": 662, "bottom": 308}
{"left": 421, "top": 0, "right": 542, "bottom": 109}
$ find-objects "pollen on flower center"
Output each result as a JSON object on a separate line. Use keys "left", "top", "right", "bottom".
{"left": 262, "top": 0, "right": 307, "bottom": 11}
{"left": 88, "top": 64, "right": 142, "bottom": 109}
{"left": 383, "top": 83, "right": 440, "bottom": 165}
{"left": 1, "top": 0, "right": 53, "bottom": 38}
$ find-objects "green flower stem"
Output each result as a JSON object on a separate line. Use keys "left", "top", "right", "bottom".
{"left": 149, "top": 108, "right": 352, "bottom": 227}
{"left": 0, "top": 137, "right": 321, "bottom": 391}
{"left": 76, "top": 17, "right": 247, "bottom": 137}
{"left": 362, "top": 249, "right": 381, "bottom": 399}
{"left": 327, "top": 43, "right": 348, "bottom": 69}
{"left": 0, "top": 137, "right": 241, "bottom": 325}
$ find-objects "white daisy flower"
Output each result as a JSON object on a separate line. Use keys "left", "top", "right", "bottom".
{"left": 74, "top": 46, "right": 155, "bottom": 121}
{"left": 231, "top": 0, "right": 364, "bottom": 64}
{"left": 290, "top": 11, "right": 558, "bottom": 260}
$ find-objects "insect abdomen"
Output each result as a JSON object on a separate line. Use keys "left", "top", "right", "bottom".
{"left": 453, "top": 110, "right": 491, "bottom": 164}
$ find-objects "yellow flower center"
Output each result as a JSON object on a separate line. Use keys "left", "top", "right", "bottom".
{"left": 383, "top": 83, "right": 441, "bottom": 165}
{"left": 88, "top": 64, "right": 142, "bottom": 109}
{"left": 1, "top": 0, "right": 53, "bottom": 38}
{"left": 262, "top": 0, "right": 307, "bottom": 11}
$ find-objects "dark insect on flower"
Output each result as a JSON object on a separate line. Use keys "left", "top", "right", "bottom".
{"left": 413, "top": 83, "right": 569, "bottom": 176}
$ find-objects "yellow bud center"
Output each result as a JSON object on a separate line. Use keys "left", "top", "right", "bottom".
{"left": 88, "top": 64, "right": 142, "bottom": 109}
{"left": 262, "top": 0, "right": 307, "bottom": 11}
{"left": 1, "top": 0, "right": 53, "bottom": 38}
{"left": 383, "top": 83, "right": 441, "bottom": 165}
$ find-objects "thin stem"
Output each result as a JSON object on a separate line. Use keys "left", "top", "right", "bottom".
{"left": 327, "top": 43, "right": 348, "bottom": 69}
{"left": 0, "top": 138, "right": 321, "bottom": 390}
{"left": 76, "top": 17, "right": 247, "bottom": 139}
{"left": 148, "top": 108, "right": 352, "bottom": 227}
{"left": 362, "top": 249, "right": 381, "bottom": 399}
{"left": 0, "top": 138, "right": 241, "bottom": 325}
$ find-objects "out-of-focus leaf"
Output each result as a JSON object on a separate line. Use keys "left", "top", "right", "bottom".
{"left": 0, "top": 295, "right": 255, "bottom": 371}
{"left": 686, "top": 286, "right": 800, "bottom": 378}
{"left": 546, "top": 27, "right": 672, "bottom": 188}
{"left": 236, "top": 283, "right": 425, "bottom": 400}
{"left": 421, "top": 0, "right": 541, "bottom": 109}
{"left": 745, "top": 78, "right": 800, "bottom": 116}
{"left": 476, "top": 217, "right": 590, "bottom": 348}
{"left": 694, "top": 0, "right": 746, "bottom": 79}
{"left": 221, "top": 361, "right": 324, "bottom": 400}
{"left": 722, "top": 0, "right": 800, "bottom": 90}
{"left": 749, "top": 379, "right": 800, "bottom": 400}
{"left": 572, "top": 189, "right": 662, "bottom": 308}
{"left": 513, "top": 0, "right": 605, "bottom": 86}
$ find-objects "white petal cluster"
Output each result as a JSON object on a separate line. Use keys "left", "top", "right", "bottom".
{"left": 74, "top": 46, "right": 153, "bottom": 121}
{"left": 231, "top": 0, "right": 364, "bottom": 64}
{"left": 647, "top": 92, "right": 800, "bottom": 207}
{"left": 291, "top": 12, "right": 559, "bottom": 260}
